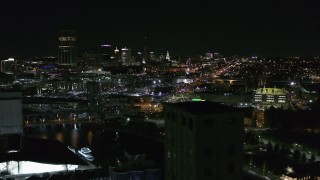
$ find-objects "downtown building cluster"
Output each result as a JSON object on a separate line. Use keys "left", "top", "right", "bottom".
{"left": 1, "top": 30, "right": 320, "bottom": 179}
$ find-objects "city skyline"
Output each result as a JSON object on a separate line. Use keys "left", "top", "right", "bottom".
{"left": 1, "top": 0, "right": 320, "bottom": 57}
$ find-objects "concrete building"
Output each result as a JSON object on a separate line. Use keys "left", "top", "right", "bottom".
{"left": 253, "top": 87, "right": 288, "bottom": 110}
{"left": 58, "top": 30, "right": 77, "bottom": 66}
{"left": 114, "top": 47, "right": 121, "bottom": 60}
{"left": 101, "top": 44, "right": 112, "bottom": 62}
{"left": 87, "top": 81, "right": 99, "bottom": 112}
{"left": 1, "top": 58, "right": 16, "bottom": 74}
{"left": 0, "top": 92, "right": 23, "bottom": 135}
{"left": 79, "top": 52, "right": 101, "bottom": 69}
{"left": 205, "top": 52, "right": 213, "bottom": 60}
{"left": 164, "top": 101, "right": 244, "bottom": 180}
{"left": 101, "top": 44, "right": 113, "bottom": 67}
{"left": 121, "top": 47, "right": 132, "bottom": 65}
{"left": 143, "top": 36, "right": 150, "bottom": 63}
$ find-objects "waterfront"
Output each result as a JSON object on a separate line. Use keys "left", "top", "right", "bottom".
{"left": 24, "top": 123, "right": 164, "bottom": 172}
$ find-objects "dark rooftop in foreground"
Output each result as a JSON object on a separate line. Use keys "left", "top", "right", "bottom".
{"left": 164, "top": 101, "right": 240, "bottom": 115}
{"left": 0, "top": 135, "right": 88, "bottom": 165}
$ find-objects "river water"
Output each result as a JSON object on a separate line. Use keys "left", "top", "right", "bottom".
{"left": 24, "top": 123, "right": 164, "bottom": 169}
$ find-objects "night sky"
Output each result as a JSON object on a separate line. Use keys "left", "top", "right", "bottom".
{"left": 1, "top": 0, "right": 320, "bottom": 57}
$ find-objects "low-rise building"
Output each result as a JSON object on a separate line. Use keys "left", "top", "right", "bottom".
{"left": 253, "top": 88, "right": 288, "bottom": 110}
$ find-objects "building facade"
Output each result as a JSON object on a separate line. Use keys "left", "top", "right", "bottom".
{"left": 0, "top": 92, "right": 23, "bottom": 135}
{"left": 253, "top": 87, "right": 288, "bottom": 110}
{"left": 121, "top": 47, "right": 132, "bottom": 65}
{"left": 164, "top": 102, "right": 243, "bottom": 180}
{"left": 101, "top": 44, "right": 112, "bottom": 62}
{"left": 58, "top": 30, "right": 77, "bottom": 66}
{"left": 1, "top": 58, "right": 16, "bottom": 73}
{"left": 78, "top": 52, "right": 101, "bottom": 69}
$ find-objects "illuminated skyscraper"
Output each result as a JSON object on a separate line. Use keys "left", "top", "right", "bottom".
{"left": 1, "top": 58, "right": 16, "bottom": 73}
{"left": 166, "top": 51, "right": 170, "bottom": 61}
{"left": 101, "top": 44, "right": 112, "bottom": 61}
{"left": 150, "top": 51, "right": 155, "bottom": 61}
{"left": 136, "top": 52, "right": 143, "bottom": 63}
{"left": 114, "top": 47, "right": 120, "bottom": 60}
{"left": 143, "top": 36, "right": 150, "bottom": 63}
{"left": 205, "top": 52, "right": 213, "bottom": 60}
{"left": 58, "top": 30, "right": 77, "bottom": 66}
{"left": 121, "top": 47, "right": 132, "bottom": 65}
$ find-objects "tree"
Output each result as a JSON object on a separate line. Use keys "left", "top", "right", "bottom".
{"left": 280, "top": 145, "right": 290, "bottom": 156}
{"left": 309, "top": 155, "right": 316, "bottom": 163}
{"left": 293, "top": 150, "right": 301, "bottom": 161}
{"left": 274, "top": 143, "right": 280, "bottom": 153}
{"left": 301, "top": 153, "right": 307, "bottom": 163}
{"left": 266, "top": 142, "right": 273, "bottom": 153}
{"left": 244, "top": 132, "right": 259, "bottom": 145}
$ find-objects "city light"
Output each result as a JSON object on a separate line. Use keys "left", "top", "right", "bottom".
{"left": 1, "top": 2, "right": 320, "bottom": 179}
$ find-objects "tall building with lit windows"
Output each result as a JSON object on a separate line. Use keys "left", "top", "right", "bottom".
{"left": 143, "top": 36, "right": 150, "bottom": 63}
{"left": 166, "top": 51, "right": 170, "bottom": 61}
{"left": 1, "top": 58, "right": 16, "bottom": 73}
{"left": 121, "top": 47, "right": 132, "bottom": 65}
{"left": 58, "top": 30, "right": 77, "bottom": 66}
{"left": 164, "top": 102, "right": 243, "bottom": 180}
{"left": 101, "top": 44, "right": 112, "bottom": 62}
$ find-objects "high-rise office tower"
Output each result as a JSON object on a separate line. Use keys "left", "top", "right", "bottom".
{"left": 114, "top": 47, "right": 120, "bottom": 60}
{"left": 121, "top": 47, "right": 132, "bottom": 65}
{"left": 214, "top": 52, "right": 220, "bottom": 61}
{"left": 166, "top": 51, "right": 171, "bottom": 61}
{"left": 1, "top": 58, "right": 16, "bottom": 73}
{"left": 205, "top": 52, "right": 213, "bottom": 60}
{"left": 58, "top": 30, "right": 77, "bottom": 66}
{"left": 143, "top": 36, "right": 150, "bottom": 63}
{"left": 79, "top": 52, "right": 101, "bottom": 69}
{"left": 164, "top": 102, "right": 243, "bottom": 180}
{"left": 101, "top": 44, "right": 112, "bottom": 62}
{"left": 87, "top": 81, "right": 99, "bottom": 112}
{"left": 150, "top": 51, "right": 155, "bottom": 61}
{"left": 136, "top": 52, "right": 143, "bottom": 63}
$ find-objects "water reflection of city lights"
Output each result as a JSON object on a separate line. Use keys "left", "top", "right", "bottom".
{"left": 55, "top": 132, "right": 64, "bottom": 143}
{"left": 41, "top": 134, "right": 48, "bottom": 139}
{"left": 87, "top": 130, "right": 93, "bottom": 146}
{"left": 71, "top": 129, "right": 79, "bottom": 148}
